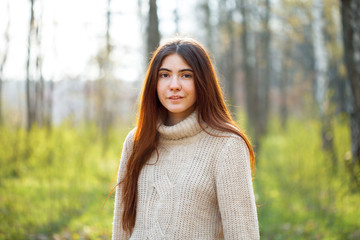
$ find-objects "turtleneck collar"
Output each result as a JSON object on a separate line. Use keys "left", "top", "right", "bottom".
{"left": 157, "top": 111, "right": 205, "bottom": 140}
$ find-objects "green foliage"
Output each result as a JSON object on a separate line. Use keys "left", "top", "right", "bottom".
{"left": 255, "top": 116, "right": 360, "bottom": 239}
{"left": 0, "top": 123, "right": 131, "bottom": 239}
{"left": 1, "top": 116, "right": 359, "bottom": 239}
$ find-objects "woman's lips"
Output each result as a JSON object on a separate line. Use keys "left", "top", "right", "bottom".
{"left": 169, "top": 95, "right": 184, "bottom": 100}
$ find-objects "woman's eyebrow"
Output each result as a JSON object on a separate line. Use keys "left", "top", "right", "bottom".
{"left": 158, "top": 67, "right": 193, "bottom": 72}
{"left": 159, "top": 67, "right": 171, "bottom": 72}
{"left": 179, "top": 68, "right": 193, "bottom": 72}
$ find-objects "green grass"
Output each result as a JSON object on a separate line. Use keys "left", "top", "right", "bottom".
{"left": 0, "top": 123, "right": 131, "bottom": 239}
{"left": 255, "top": 115, "right": 360, "bottom": 239}
{"left": 0, "top": 116, "right": 359, "bottom": 239}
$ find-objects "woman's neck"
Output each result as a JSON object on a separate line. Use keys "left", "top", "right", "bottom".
{"left": 165, "top": 106, "right": 196, "bottom": 126}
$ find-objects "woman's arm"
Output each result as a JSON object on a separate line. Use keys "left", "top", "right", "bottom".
{"left": 112, "top": 129, "right": 135, "bottom": 240}
{"left": 215, "top": 136, "right": 260, "bottom": 240}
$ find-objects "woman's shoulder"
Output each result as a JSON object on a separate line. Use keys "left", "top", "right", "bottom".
{"left": 122, "top": 128, "right": 136, "bottom": 150}
{"left": 207, "top": 127, "right": 252, "bottom": 170}
{"left": 126, "top": 128, "right": 136, "bottom": 140}
{"left": 205, "top": 125, "right": 248, "bottom": 151}
{"left": 207, "top": 125, "right": 246, "bottom": 142}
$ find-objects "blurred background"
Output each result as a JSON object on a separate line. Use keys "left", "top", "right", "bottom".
{"left": 0, "top": 0, "right": 359, "bottom": 239}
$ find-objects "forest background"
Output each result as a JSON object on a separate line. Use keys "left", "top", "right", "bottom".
{"left": 0, "top": 0, "right": 360, "bottom": 239}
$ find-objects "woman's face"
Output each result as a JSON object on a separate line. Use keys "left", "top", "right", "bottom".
{"left": 157, "top": 53, "right": 197, "bottom": 126}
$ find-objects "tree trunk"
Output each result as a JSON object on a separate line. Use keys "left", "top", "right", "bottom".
{"left": 225, "top": 6, "right": 236, "bottom": 118}
{"left": 0, "top": 3, "right": 10, "bottom": 125}
{"left": 200, "top": 0, "right": 213, "bottom": 53}
{"left": 26, "top": 0, "right": 35, "bottom": 131}
{"left": 238, "top": 0, "right": 258, "bottom": 145}
{"left": 312, "top": 0, "right": 337, "bottom": 171}
{"left": 174, "top": 0, "right": 180, "bottom": 34}
{"left": 35, "top": 10, "right": 44, "bottom": 127}
{"left": 341, "top": 0, "right": 360, "bottom": 179}
{"left": 280, "top": 44, "right": 289, "bottom": 130}
{"left": 106, "top": 0, "right": 112, "bottom": 55}
{"left": 147, "top": 0, "right": 160, "bottom": 60}
{"left": 99, "top": 0, "right": 113, "bottom": 149}
{"left": 45, "top": 80, "right": 53, "bottom": 129}
{"left": 258, "top": 0, "right": 271, "bottom": 137}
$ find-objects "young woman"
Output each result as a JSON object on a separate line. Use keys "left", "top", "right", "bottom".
{"left": 112, "top": 37, "right": 259, "bottom": 239}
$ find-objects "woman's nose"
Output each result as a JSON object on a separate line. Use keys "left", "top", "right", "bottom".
{"left": 169, "top": 76, "right": 181, "bottom": 91}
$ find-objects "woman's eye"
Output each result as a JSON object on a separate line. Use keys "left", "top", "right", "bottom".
{"left": 160, "top": 73, "right": 169, "bottom": 78}
{"left": 182, "top": 73, "right": 192, "bottom": 78}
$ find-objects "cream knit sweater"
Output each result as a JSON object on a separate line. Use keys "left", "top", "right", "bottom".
{"left": 112, "top": 111, "right": 260, "bottom": 239}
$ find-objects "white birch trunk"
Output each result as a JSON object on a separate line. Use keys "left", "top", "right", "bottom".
{"left": 312, "top": 0, "right": 329, "bottom": 115}
{"left": 312, "top": 0, "right": 337, "bottom": 170}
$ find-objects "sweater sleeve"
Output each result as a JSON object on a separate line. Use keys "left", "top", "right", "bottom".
{"left": 112, "top": 129, "right": 135, "bottom": 240}
{"left": 215, "top": 136, "right": 260, "bottom": 240}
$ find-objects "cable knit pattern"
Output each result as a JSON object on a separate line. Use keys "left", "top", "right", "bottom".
{"left": 112, "top": 111, "right": 260, "bottom": 239}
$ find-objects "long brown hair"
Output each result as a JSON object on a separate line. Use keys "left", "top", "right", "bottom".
{"left": 120, "top": 37, "right": 255, "bottom": 233}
